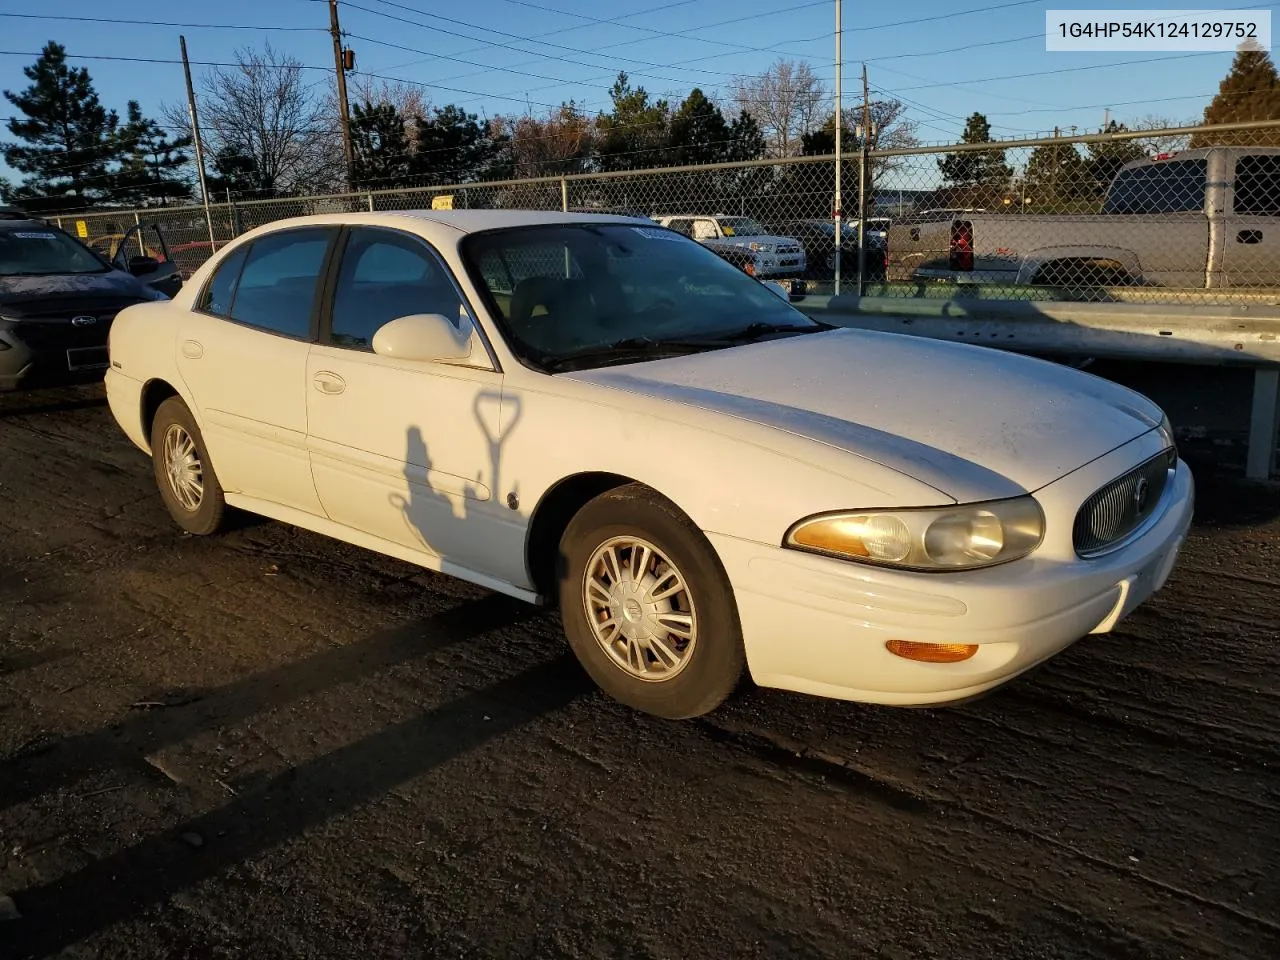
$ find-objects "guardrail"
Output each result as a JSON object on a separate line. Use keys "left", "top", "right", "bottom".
{"left": 800, "top": 295, "right": 1280, "bottom": 480}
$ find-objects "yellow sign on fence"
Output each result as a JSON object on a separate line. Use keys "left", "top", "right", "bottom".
{"left": 75, "top": 220, "right": 88, "bottom": 238}
{"left": 431, "top": 194, "right": 454, "bottom": 210}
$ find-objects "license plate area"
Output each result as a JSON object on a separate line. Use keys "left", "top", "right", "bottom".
{"left": 67, "top": 346, "right": 109, "bottom": 371}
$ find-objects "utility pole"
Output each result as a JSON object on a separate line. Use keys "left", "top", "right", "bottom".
{"left": 1104, "top": 107, "right": 1111, "bottom": 131}
{"left": 856, "top": 62, "right": 869, "bottom": 296}
{"left": 180, "top": 35, "right": 217, "bottom": 249}
{"left": 329, "top": 0, "right": 355, "bottom": 191}
{"left": 833, "top": 0, "right": 842, "bottom": 295}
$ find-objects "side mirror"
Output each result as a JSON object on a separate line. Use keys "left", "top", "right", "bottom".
{"left": 372, "top": 312, "right": 475, "bottom": 364}
{"left": 127, "top": 255, "right": 161, "bottom": 276}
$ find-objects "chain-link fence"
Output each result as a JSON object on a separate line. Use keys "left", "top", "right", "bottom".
{"left": 50, "top": 119, "right": 1280, "bottom": 305}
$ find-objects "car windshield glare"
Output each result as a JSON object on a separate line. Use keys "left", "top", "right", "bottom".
{"left": 0, "top": 227, "right": 111, "bottom": 277}
{"left": 460, "top": 223, "right": 820, "bottom": 370}
{"left": 717, "top": 217, "right": 767, "bottom": 237}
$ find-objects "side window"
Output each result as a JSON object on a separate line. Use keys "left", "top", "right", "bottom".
{"left": 693, "top": 220, "right": 719, "bottom": 240}
{"left": 198, "top": 245, "right": 249, "bottom": 316}
{"left": 666, "top": 219, "right": 693, "bottom": 237}
{"left": 329, "top": 229, "right": 465, "bottom": 350}
{"left": 1235, "top": 154, "right": 1280, "bottom": 216}
{"left": 228, "top": 228, "right": 332, "bottom": 339}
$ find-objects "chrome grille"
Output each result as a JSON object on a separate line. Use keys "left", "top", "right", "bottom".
{"left": 1073, "top": 448, "right": 1176, "bottom": 557}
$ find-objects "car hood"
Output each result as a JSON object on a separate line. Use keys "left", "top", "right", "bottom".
{"left": 564, "top": 328, "right": 1164, "bottom": 502}
{"left": 0, "top": 270, "right": 150, "bottom": 313}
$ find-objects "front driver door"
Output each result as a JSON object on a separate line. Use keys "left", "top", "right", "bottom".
{"left": 305, "top": 226, "right": 512, "bottom": 575}
{"left": 176, "top": 226, "right": 337, "bottom": 516}
{"left": 112, "top": 222, "right": 183, "bottom": 298}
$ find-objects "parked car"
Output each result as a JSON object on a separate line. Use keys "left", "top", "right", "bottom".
{"left": 888, "top": 147, "right": 1280, "bottom": 287}
{"left": 170, "top": 239, "right": 229, "bottom": 279}
{"left": 104, "top": 210, "right": 1192, "bottom": 719}
{"left": 0, "top": 218, "right": 174, "bottom": 391}
{"left": 652, "top": 214, "right": 806, "bottom": 279}
{"left": 772, "top": 219, "right": 887, "bottom": 282}
{"left": 84, "top": 223, "right": 184, "bottom": 298}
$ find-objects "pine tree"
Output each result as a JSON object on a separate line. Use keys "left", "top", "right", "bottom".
{"left": 351, "top": 100, "right": 411, "bottom": 188}
{"left": 113, "top": 101, "right": 192, "bottom": 206}
{"left": 1191, "top": 47, "right": 1280, "bottom": 146}
{"left": 596, "top": 73, "right": 669, "bottom": 172}
{"left": 205, "top": 146, "right": 260, "bottom": 199}
{"left": 938, "top": 113, "right": 1013, "bottom": 190}
{"left": 667, "top": 89, "right": 732, "bottom": 166}
{"left": 1085, "top": 120, "right": 1145, "bottom": 199}
{"left": 410, "top": 104, "right": 503, "bottom": 185}
{"left": 726, "top": 110, "right": 766, "bottom": 162}
{"left": 1023, "top": 137, "right": 1088, "bottom": 208}
{"left": 3, "top": 42, "right": 122, "bottom": 210}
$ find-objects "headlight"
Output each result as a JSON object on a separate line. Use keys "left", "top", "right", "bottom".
{"left": 748, "top": 242, "right": 775, "bottom": 253}
{"left": 1156, "top": 414, "right": 1176, "bottom": 454}
{"left": 784, "top": 497, "right": 1045, "bottom": 572}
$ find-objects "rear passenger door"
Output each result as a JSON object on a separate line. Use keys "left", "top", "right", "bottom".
{"left": 176, "top": 226, "right": 337, "bottom": 515}
{"left": 305, "top": 226, "right": 510, "bottom": 573}
{"left": 1226, "top": 153, "right": 1280, "bottom": 286}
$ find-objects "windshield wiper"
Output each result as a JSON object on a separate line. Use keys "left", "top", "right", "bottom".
{"left": 544, "top": 336, "right": 715, "bottom": 372}
{"left": 690, "top": 320, "right": 832, "bottom": 344}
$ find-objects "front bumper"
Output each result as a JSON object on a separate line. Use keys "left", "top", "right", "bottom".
{"left": 752, "top": 256, "right": 807, "bottom": 279}
{"left": 0, "top": 320, "right": 112, "bottom": 391}
{"left": 710, "top": 432, "right": 1195, "bottom": 707}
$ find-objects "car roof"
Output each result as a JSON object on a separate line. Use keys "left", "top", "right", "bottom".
{"left": 0, "top": 218, "right": 61, "bottom": 232}
{"left": 223, "top": 208, "right": 658, "bottom": 243}
{"left": 377, "top": 209, "right": 652, "bottom": 231}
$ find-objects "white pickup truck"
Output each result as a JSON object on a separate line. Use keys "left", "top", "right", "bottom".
{"left": 887, "top": 146, "right": 1280, "bottom": 289}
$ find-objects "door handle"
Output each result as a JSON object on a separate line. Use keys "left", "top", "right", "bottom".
{"left": 181, "top": 340, "right": 203, "bottom": 359}
{"left": 312, "top": 371, "right": 346, "bottom": 395}
{"left": 1237, "top": 229, "right": 1263, "bottom": 244}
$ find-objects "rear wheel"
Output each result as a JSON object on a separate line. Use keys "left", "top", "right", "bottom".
{"left": 558, "top": 484, "right": 745, "bottom": 719}
{"left": 150, "top": 396, "right": 227, "bottom": 536}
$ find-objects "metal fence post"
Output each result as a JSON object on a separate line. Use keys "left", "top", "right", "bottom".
{"left": 1247, "top": 369, "right": 1280, "bottom": 480}
{"left": 367, "top": 192, "right": 375, "bottom": 212}
{"left": 560, "top": 178, "right": 568, "bottom": 212}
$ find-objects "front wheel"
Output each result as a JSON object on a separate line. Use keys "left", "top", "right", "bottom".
{"left": 558, "top": 484, "right": 745, "bottom": 719}
{"left": 150, "top": 396, "right": 227, "bottom": 536}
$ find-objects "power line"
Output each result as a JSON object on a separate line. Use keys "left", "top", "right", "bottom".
{"left": 0, "top": 12, "right": 325, "bottom": 32}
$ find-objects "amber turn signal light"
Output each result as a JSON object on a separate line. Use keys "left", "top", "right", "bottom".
{"left": 885, "top": 640, "right": 979, "bottom": 663}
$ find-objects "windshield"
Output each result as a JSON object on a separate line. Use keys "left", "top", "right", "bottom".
{"left": 460, "top": 223, "right": 821, "bottom": 371}
{"left": 0, "top": 228, "right": 111, "bottom": 277}
{"left": 717, "top": 217, "right": 768, "bottom": 237}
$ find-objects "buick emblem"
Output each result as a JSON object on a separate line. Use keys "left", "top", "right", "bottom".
{"left": 1133, "top": 476, "right": 1150, "bottom": 513}
{"left": 71, "top": 315, "right": 98, "bottom": 327}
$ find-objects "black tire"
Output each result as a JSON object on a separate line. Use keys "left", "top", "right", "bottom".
{"left": 150, "top": 395, "right": 227, "bottom": 536}
{"left": 557, "top": 483, "right": 745, "bottom": 719}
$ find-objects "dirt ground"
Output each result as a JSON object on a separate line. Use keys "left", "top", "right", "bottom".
{"left": 0, "top": 375, "right": 1277, "bottom": 960}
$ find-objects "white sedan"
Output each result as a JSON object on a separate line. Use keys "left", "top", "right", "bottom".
{"left": 104, "top": 210, "right": 1194, "bottom": 719}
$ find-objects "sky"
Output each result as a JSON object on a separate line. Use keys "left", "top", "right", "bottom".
{"left": 0, "top": 0, "right": 1271, "bottom": 186}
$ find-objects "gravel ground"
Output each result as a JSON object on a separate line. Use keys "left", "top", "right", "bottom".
{"left": 0, "top": 376, "right": 1277, "bottom": 960}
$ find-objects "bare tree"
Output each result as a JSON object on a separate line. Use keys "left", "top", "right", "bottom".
{"left": 494, "top": 103, "right": 595, "bottom": 178}
{"left": 730, "top": 59, "right": 827, "bottom": 158}
{"left": 162, "top": 42, "right": 341, "bottom": 197}
{"left": 328, "top": 76, "right": 429, "bottom": 151}
{"left": 1130, "top": 115, "right": 1199, "bottom": 155}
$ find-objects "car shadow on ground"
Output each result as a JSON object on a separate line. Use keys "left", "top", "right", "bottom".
{"left": 0, "top": 597, "right": 591, "bottom": 957}
{"left": 0, "top": 384, "right": 107, "bottom": 418}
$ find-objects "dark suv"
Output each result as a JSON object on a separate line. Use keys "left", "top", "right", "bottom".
{"left": 0, "top": 219, "right": 179, "bottom": 391}
{"left": 772, "top": 219, "right": 887, "bottom": 282}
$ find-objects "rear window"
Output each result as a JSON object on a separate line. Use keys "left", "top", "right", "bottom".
{"left": 1234, "top": 154, "right": 1280, "bottom": 216}
{"left": 1102, "top": 158, "right": 1207, "bottom": 214}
